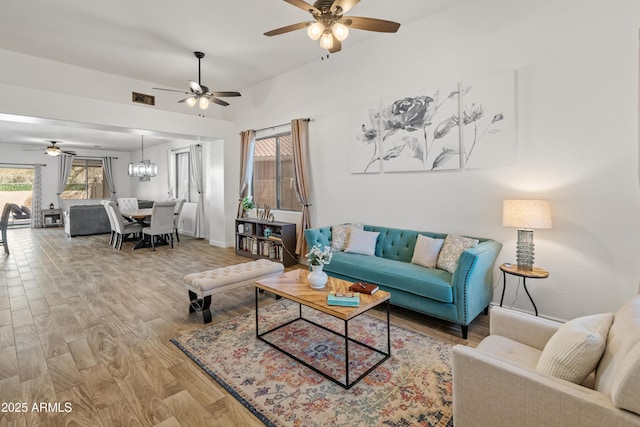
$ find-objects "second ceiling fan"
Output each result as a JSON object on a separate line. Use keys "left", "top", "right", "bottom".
{"left": 264, "top": 0, "right": 401, "bottom": 53}
{"left": 153, "top": 52, "right": 241, "bottom": 110}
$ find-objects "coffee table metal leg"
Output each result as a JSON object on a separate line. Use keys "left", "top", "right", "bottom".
{"left": 344, "top": 320, "right": 349, "bottom": 387}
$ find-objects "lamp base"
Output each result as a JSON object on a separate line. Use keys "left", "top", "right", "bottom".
{"left": 516, "top": 228, "right": 534, "bottom": 271}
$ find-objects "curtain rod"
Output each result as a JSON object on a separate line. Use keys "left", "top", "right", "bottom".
{"left": 171, "top": 143, "right": 201, "bottom": 152}
{"left": 252, "top": 118, "right": 311, "bottom": 134}
{"left": 75, "top": 156, "right": 118, "bottom": 160}
{"left": 0, "top": 162, "right": 46, "bottom": 167}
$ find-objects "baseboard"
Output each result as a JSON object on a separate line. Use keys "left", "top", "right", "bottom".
{"left": 208, "top": 239, "right": 231, "bottom": 248}
{"left": 488, "top": 302, "right": 566, "bottom": 323}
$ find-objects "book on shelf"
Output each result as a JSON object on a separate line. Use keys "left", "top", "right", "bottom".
{"left": 349, "top": 282, "right": 379, "bottom": 295}
{"left": 327, "top": 291, "right": 360, "bottom": 307}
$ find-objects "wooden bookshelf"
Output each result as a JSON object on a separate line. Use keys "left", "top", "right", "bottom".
{"left": 235, "top": 218, "right": 297, "bottom": 267}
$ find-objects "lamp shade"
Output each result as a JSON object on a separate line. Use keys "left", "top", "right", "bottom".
{"left": 503, "top": 199, "right": 552, "bottom": 229}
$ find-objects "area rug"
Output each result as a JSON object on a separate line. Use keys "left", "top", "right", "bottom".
{"left": 171, "top": 300, "right": 453, "bottom": 427}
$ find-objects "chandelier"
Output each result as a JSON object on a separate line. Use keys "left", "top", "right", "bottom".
{"left": 128, "top": 135, "right": 157, "bottom": 181}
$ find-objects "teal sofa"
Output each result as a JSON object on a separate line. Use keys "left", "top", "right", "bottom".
{"left": 304, "top": 225, "right": 502, "bottom": 338}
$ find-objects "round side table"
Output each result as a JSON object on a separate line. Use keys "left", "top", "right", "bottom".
{"left": 499, "top": 263, "right": 549, "bottom": 316}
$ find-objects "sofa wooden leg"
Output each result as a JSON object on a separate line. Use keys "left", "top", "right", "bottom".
{"left": 484, "top": 306, "right": 489, "bottom": 315}
{"left": 461, "top": 325, "right": 468, "bottom": 340}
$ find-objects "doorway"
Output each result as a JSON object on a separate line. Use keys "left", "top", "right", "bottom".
{"left": 0, "top": 167, "right": 33, "bottom": 228}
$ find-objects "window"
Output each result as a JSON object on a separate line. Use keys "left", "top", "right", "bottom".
{"left": 253, "top": 133, "right": 299, "bottom": 211}
{"left": 175, "top": 151, "right": 197, "bottom": 202}
{"left": 62, "top": 159, "right": 109, "bottom": 199}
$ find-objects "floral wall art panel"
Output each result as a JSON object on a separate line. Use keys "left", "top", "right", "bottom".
{"left": 381, "top": 83, "right": 461, "bottom": 172}
{"left": 349, "top": 100, "right": 382, "bottom": 174}
{"left": 461, "top": 70, "right": 516, "bottom": 169}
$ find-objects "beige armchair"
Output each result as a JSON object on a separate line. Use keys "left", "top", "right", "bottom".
{"left": 453, "top": 297, "right": 640, "bottom": 427}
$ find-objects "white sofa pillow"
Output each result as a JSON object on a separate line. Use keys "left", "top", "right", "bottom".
{"left": 344, "top": 228, "right": 379, "bottom": 256}
{"left": 411, "top": 234, "right": 444, "bottom": 268}
{"left": 536, "top": 313, "right": 614, "bottom": 384}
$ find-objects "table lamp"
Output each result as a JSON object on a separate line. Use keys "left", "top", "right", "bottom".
{"left": 502, "top": 199, "right": 552, "bottom": 271}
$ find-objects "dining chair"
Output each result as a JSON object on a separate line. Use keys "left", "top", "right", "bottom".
{"left": 106, "top": 201, "right": 142, "bottom": 250}
{"left": 116, "top": 197, "right": 138, "bottom": 213}
{"left": 100, "top": 200, "right": 117, "bottom": 247}
{"left": 143, "top": 201, "right": 176, "bottom": 251}
{"left": 0, "top": 203, "right": 14, "bottom": 255}
{"left": 173, "top": 199, "right": 186, "bottom": 242}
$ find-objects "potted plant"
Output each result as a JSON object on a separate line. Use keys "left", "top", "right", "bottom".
{"left": 241, "top": 196, "right": 256, "bottom": 218}
{"left": 305, "top": 245, "right": 332, "bottom": 289}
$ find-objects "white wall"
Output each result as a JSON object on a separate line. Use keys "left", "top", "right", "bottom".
{"left": 232, "top": 0, "right": 640, "bottom": 320}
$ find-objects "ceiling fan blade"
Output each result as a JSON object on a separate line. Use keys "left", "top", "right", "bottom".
{"left": 208, "top": 97, "right": 230, "bottom": 107}
{"left": 331, "top": 0, "right": 360, "bottom": 14}
{"left": 189, "top": 80, "right": 203, "bottom": 93}
{"left": 264, "top": 21, "right": 312, "bottom": 36}
{"left": 345, "top": 16, "right": 401, "bottom": 33}
{"left": 62, "top": 151, "right": 76, "bottom": 155}
{"left": 152, "top": 87, "right": 189, "bottom": 94}
{"left": 211, "top": 91, "right": 241, "bottom": 97}
{"left": 284, "top": 0, "right": 320, "bottom": 14}
{"left": 177, "top": 96, "right": 196, "bottom": 104}
{"left": 329, "top": 37, "right": 342, "bottom": 53}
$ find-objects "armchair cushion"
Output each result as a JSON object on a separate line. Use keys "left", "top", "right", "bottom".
{"left": 536, "top": 313, "right": 613, "bottom": 384}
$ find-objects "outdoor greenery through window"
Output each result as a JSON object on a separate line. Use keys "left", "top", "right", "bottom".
{"left": 253, "top": 133, "right": 299, "bottom": 211}
{"left": 62, "top": 159, "right": 109, "bottom": 200}
{"left": 0, "top": 167, "right": 33, "bottom": 212}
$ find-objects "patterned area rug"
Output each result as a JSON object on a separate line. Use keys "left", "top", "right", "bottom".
{"left": 171, "top": 300, "right": 453, "bottom": 427}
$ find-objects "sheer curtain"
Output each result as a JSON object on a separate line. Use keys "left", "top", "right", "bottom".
{"left": 32, "top": 165, "right": 43, "bottom": 229}
{"left": 189, "top": 144, "right": 205, "bottom": 238}
{"left": 237, "top": 130, "right": 256, "bottom": 218}
{"left": 102, "top": 157, "right": 116, "bottom": 201}
{"left": 57, "top": 154, "right": 74, "bottom": 211}
{"left": 166, "top": 149, "right": 176, "bottom": 199}
{"left": 291, "top": 118, "right": 312, "bottom": 255}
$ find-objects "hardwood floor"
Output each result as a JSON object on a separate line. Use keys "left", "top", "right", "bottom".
{"left": 0, "top": 227, "right": 489, "bottom": 426}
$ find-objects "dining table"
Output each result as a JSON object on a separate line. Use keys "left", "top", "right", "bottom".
{"left": 121, "top": 208, "right": 154, "bottom": 249}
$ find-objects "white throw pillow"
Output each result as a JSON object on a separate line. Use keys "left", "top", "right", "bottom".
{"left": 436, "top": 234, "right": 479, "bottom": 274}
{"left": 411, "top": 234, "right": 444, "bottom": 269}
{"left": 330, "top": 223, "right": 364, "bottom": 252}
{"left": 344, "top": 228, "right": 379, "bottom": 256}
{"left": 536, "top": 313, "right": 614, "bottom": 384}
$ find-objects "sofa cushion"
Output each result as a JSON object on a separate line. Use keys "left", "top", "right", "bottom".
{"left": 330, "top": 223, "right": 363, "bottom": 252}
{"left": 326, "top": 251, "right": 454, "bottom": 303}
{"left": 595, "top": 295, "right": 640, "bottom": 415}
{"left": 411, "top": 234, "right": 444, "bottom": 268}
{"left": 437, "top": 234, "right": 479, "bottom": 274}
{"left": 537, "top": 313, "right": 613, "bottom": 384}
{"left": 344, "top": 228, "right": 379, "bottom": 256}
{"left": 477, "top": 335, "right": 542, "bottom": 370}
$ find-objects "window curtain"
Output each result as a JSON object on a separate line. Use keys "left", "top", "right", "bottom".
{"left": 31, "top": 165, "right": 43, "bottom": 229}
{"left": 167, "top": 149, "right": 176, "bottom": 199}
{"left": 57, "top": 154, "right": 74, "bottom": 212}
{"left": 237, "top": 130, "right": 256, "bottom": 218}
{"left": 291, "top": 118, "right": 312, "bottom": 256}
{"left": 189, "top": 144, "right": 205, "bottom": 238}
{"left": 101, "top": 157, "right": 116, "bottom": 201}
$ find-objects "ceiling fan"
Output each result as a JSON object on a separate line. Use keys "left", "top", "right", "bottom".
{"left": 264, "top": 0, "right": 401, "bottom": 53}
{"left": 24, "top": 141, "right": 76, "bottom": 157}
{"left": 153, "top": 51, "right": 241, "bottom": 109}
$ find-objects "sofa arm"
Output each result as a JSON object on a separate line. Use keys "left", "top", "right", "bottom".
{"left": 452, "top": 345, "right": 640, "bottom": 427}
{"left": 453, "top": 240, "right": 502, "bottom": 325}
{"left": 490, "top": 306, "right": 561, "bottom": 350}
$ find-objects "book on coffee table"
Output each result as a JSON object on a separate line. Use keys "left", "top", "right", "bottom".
{"left": 327, "top": 291, "right": 360, "bottom": 307}
{"left": 349, "top": 282, "right": 379, "bottom": 295}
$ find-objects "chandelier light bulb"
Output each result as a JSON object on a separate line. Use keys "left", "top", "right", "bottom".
{"left": 331, "top": 22, "right": 349, "bottom": 41}
{"left": 185, "top": 96, "right": 197, "bottom": 108}
{"left": 319, "top": 31, "right": 334, "bottom": 50}
{"left": 199, "top": 97, "right": 210, "bottom": 110}
{"left": 307, "top": 22, "right": 324, "bottom": 40}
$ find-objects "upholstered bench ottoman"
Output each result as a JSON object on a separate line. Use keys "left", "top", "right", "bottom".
{"left": 183, "top": 259, "right": 285, "bottom": 323}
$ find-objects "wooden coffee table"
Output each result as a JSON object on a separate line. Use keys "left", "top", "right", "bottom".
{"left": 255, "top": 269, "right": 391, "bottom": 389}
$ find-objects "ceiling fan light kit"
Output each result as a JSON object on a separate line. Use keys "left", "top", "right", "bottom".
{"left": 264, "top": 0, "right": 400, "bottom": 53}
{"left": 46, "top": 146, "right": 61, "bottom": 156}
{"left": 153, "top": 51, "right": 241, "bottom": 111}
